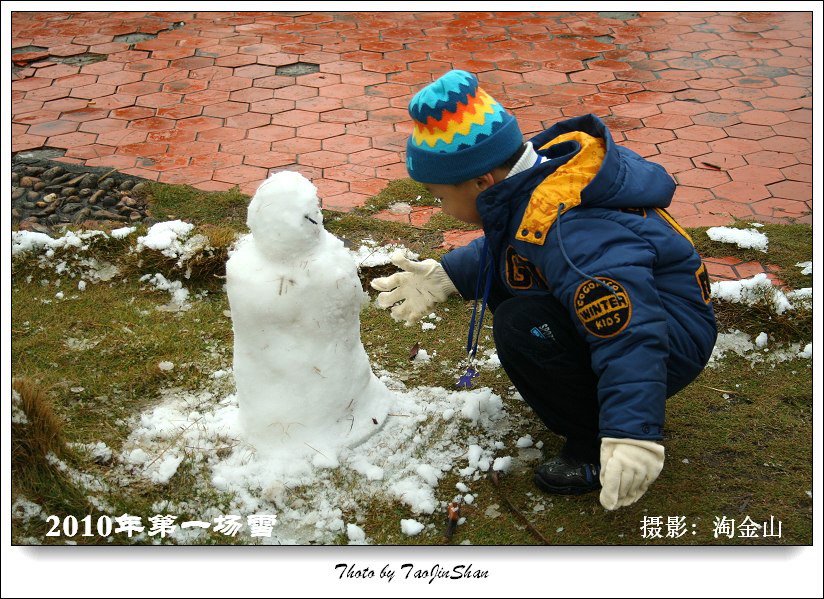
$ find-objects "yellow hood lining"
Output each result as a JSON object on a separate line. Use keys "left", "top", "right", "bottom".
{"left": 515, "top": 131, "right": 606, "bottom": 246}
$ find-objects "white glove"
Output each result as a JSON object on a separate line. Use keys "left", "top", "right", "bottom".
{"left": 599, "top": 437, "right": 665, "bottom": 511}
{"left": 370, "top": 249, "right": 458, "bottom": 326}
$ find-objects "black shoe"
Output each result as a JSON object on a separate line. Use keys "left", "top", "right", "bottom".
{"left": 533, "top": 454, "right": 601, "bottom": 495}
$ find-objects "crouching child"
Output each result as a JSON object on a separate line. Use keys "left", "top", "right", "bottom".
{"left": 371, "top": 70, "right": 718, "bottom": 510}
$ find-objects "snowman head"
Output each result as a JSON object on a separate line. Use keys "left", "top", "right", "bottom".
{"left": 247, "top": 171, "right": 325, "bottom": 259}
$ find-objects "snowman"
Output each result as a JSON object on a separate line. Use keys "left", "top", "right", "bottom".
{"left": 226, "top": 171, "right": 393, "bottom": 459}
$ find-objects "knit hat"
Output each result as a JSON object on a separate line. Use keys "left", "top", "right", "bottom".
{"left": 406, "top": 70, "right": 523, "bottom": 184}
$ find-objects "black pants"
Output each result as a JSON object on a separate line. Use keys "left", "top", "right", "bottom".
{"left": 491, "top": 293, "right": 601, "bottom": 463}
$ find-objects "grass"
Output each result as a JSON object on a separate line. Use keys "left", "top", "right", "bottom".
{"left": 11, "top": 180, "right": 813, "bottom": 545}
{"left": 691, "top": 219, "right": 812, "bottom": 290}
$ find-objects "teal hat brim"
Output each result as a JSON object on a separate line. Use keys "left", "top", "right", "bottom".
{"left": 406, "top": 117, "right": 524, "bottom": 184}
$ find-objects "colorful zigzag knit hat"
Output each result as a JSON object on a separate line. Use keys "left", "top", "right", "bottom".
{"left": 406, "top": 70, "right": 523, "bottom": 184}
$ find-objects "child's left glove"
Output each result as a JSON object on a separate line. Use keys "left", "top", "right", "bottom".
{"left": 599, "top": 438, "right": 665, "bottom": 510}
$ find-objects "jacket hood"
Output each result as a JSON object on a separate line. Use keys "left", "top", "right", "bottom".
{"left": 529, "top": 114, "right": 676, "bottom": 210}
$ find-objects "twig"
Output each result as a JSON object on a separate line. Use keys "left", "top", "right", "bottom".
{"left": 97, "top": 168, "right": 118, "bottom": 184}
{"left": 487, "top": 466, "right": 550, "bottom": 545}
{"left": 701, "top": 385, "right": 737, "bottom": 395}
{"left": 143, "top": 416, "right": 204, "bottom": 469}
{"left": 303, "top": 442, "right": 329, "bottom": 460}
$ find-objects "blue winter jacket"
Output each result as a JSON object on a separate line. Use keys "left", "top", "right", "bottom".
{"left": 441, "top": 114, "right": 718, "bottom": 442}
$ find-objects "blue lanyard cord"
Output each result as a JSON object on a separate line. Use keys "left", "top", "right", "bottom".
{"left": 555, "top": 202, "right": 621, "bottom": 301}
{"left": 466, "top": 238, "right": 493, "bottom": 361}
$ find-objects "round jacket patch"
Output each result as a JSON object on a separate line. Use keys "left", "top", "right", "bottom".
{"left": 574, "top": 277, "right": 632, "bottom": 338}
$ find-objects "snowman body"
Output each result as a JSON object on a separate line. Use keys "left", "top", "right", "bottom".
{"left": 226, "top": 172, "right": 392, "bottom": 456}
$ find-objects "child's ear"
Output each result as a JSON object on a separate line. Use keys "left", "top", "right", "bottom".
{"left": 475, "top": 173, "right": 495, "bottom": 190}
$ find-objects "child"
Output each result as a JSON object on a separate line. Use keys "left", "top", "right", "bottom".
{"left": 371, "top": 70, "right": 718, "bottom": 511}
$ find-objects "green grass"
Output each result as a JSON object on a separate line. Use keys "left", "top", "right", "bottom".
{"left": 143, "top": 183, "right": 250, "bottom": 230}
{"left": 11, "top": 180, "right": 812, "bottom": 545}
{"left": 690, "top": 221, "right": 812, "bottom": 290}
{"left": 353, "top": 178, "right": 434, "bottom": 215}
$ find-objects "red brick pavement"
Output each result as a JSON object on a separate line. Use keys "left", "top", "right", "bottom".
{"left": 11, "top": 11, "right": 813, "bottom": 279}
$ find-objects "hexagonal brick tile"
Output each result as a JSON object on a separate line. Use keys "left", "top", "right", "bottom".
{"left": 157, "top": 104, "right": 204, "bottom": 120}
{"left": 213, "top": 164, "right": 269, "bottom": 184}
{"left": 675, "top": 125, "right": 727, "bottom": 142}
{"left": 136, "top": 92, "right": 183, "bottom": 108}
{"left": 250, "top": 98, "right": 295, "bottom": 114}
{"left": 771, "top": 121, "right": 811, "bottom": 138}
{"left": 191, "top": 153, "right": 244, "bottom": 170}
{"left": 54, "top": 73, "right": 99, "bottom": 89}
{"left": 12, "top": 134, "right": 46, "bottom": 152}
{"left": 27, "top": 120, "right": 79, "bottom": 137}
{"left": 297, "top": 122, "right": 346, "bottom": 140}
{"left": 641, "top": 114, "right": 693, "bottom": 129}
{"left": 348, "top": 148, "right": 400, "bottom": 167}
{"left": 272, "top": 86, "right": 319, "bottom": 101}
{"left": 147, "top": 129, "right": 197, "bottom": 143}
{"left": 209, "top": 76, "right": 256, "bottom": 92}
{"left": 738, "top": 110, "right": 789, "bottom": 126}
{"left": 158, "top": 167, "right": 216, "bottom": 185}
{"left": 95, "top": 128, "right": 148, "bottom": 146}
{"left": 202, "top": 101, "right": 250, "bottom": 118}
{"left": 128, "top": 117, "right": 176, "bottom": 131}
{"left": 247, "top": 124, "right": 295, "bottom": 142}
{"left": 298, "top": 150, "right": 347, "bottom": 168}
{"left": 79, "top": 118, "right": 128, "bottom": 134}
{"left": 45, "top": 131, "right": 98, "bottom": 149}
{"left": 780, "top": 164, "right": 812, "bottom": 183}
{"left": 649, "top": 154, "right": 696, "bottom": 174}
{"left": 137, "top": 154, "right": 190, "bottom": 172}
{"left": 230, "top": 87, "right": 274, "bottom": 103}
{"left": 185, "top": 89, "right": 231, "bottom": 106}
{"left": 714, "top": 180, "right": 771, "bottom": 202}
{"left": 111, "top": 106, "right": 156, "bottom": 120}
{"left": 760, "top": 135, "right": 810, "bottom": 153}
{"left": 270, "top": 110, "right": 320, "bottom": 128}
{"left": 728, "top": 165, "right": 785, "bottom": 185}
{"left": 723, "top": 123, "right": 775, "bottom": 140}
{"left": 176, "top": 116, "right": 224, "bottom": 132}
{"left": 658, "top": 139, "right": 711, "bottom": 158}
{"left": 320, "top": 135, "right": 371, "bottom": 154}
{"left": 13, "top": 109, "right": 61, "bottom": 126}
{"left": 709, "top": 137, "right": 763, "bottom": 155}
{"left": 69, "top": 83, "right": 116, "bottom": 100}
{"left": 767, "top": 180, "right": 811, "bottom": 201}
{"left": 168, "top": 141, "right": 220, "bottom": 156}
{"left": 221, "top": 111, "right": 270, "bottom": 130}
{"left": 163, "top": 79, "right": 209, "bottom": 94}
{"left": 752, "top": 197, "right": 809, "bottom": 217}
{"left": 323, "top": 164, "right": 376, "bottom": 183}
{"left": 115, "top": 141, "right": 168, "bottom": 157}
{"left": 696, "top": 198, "right": 757, "bottom": 219}
{"left": 626, "top": 127, "right": 675, "bottom": 144}
{"left": 196, "top": 127, "right": 247, "bottom": 143}
{"left": 322, "top": 192, "right": 371, "bottom": 212}
{"left": 296, "top": 96, "right": 345, "bottom": 113}
{"left": 274, "top": 137, "right": 323, "bottom": 154}
{"left": 65, "top": 144, "right": 116, "bottom": 159}
{"left": 691, "top": 153, "right": 747, "bottom": 171}
{"left": 675, "top": 168, "right": 730, "bottom": 188}
{"left": 317, "top": 83, "right": 366, "bottom": 100}
{"left": 84, "top": 154, "right": 139, "bottom": 169}
{"left": 242, "top": 151, "right": 296, "bottom": 168}
{"left": 744, "top": 150, "right": 798, "bottom": 169}
{"left": 117, "top": 81, "right": 163, "bottom": 96}
{"left": 319, "top": 108, "right": 367, "bottom": 124}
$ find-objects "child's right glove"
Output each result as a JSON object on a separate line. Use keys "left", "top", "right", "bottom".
{"left": 370, "top": 249, "right": 458, "bottom": 326}
{"left": 599, "top": 438, "right": 665, "bottom": 510}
